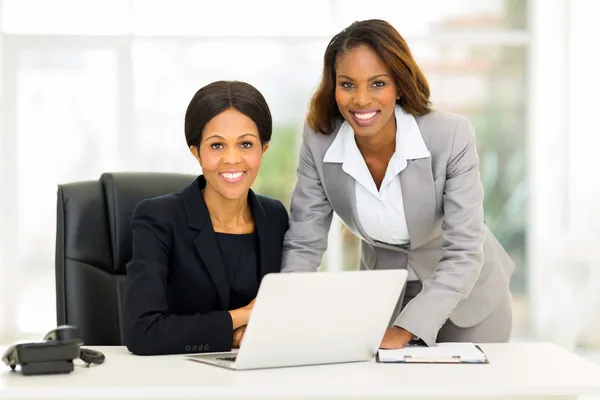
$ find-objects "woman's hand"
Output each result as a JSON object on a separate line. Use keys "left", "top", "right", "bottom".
{"left": 380, "top": 327, "right": 414, "bottom": 349}
{"left": 228, "top": 298, "right": 256, "bottom": 330}
{"left": 232, "top": 326, "right": 246, "bottom": 348}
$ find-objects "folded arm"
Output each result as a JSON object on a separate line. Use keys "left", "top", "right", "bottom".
{"left": 394, "top": 117, "right": 486, "bottom": 346}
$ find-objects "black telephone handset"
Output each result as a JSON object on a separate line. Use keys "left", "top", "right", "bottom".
{"left": 2, "top": 325, "right": 105, "bottom": 375}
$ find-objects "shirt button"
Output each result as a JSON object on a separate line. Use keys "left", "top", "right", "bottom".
{"left": 185, "top": 345, "right": 191, "bottom": 352}
{"left": 192, "top": 345, "right": 198, "bottom": 352}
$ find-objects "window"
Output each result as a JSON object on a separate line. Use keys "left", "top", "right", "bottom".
{"left": 0, "top": 0, "right": 532, "bottom": 340}
{"left": 132, "top": 0, "right": 334, "bottom": 37}
{"left": 2, "top": 0, "right": 129, "bottom": 35}
{"left": 5, "top": 45, "right": 120, "bottom": 333}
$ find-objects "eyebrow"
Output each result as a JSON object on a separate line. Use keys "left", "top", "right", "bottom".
{"left": 337, "top": 74, "right": 390, "bottom": 81}
{"left": 203, "top": 133, "right": 258, "bottom": 141}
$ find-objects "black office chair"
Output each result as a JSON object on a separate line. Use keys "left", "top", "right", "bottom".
{"left": 54, "top": 172, "right": 196, "bottom": 345}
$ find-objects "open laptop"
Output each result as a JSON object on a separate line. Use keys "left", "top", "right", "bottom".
{"left": 186, "top": 269, "right": 408, "bottom": 370}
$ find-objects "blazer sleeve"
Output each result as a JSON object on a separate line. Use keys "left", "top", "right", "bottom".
{"left": 393, "top": 116, "right": 486, "bottom": 346}
{"left": 281, "top": 124, "right": 334, "bottom": 272}
{"left": 123, "top": 199, "right": 234, "bottom": 356}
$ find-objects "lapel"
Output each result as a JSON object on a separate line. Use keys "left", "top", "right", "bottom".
{"left": 399, "top": 157, "right": 436, "bottom": 249}
{"left": 247, "top": 191, "right": 276, "bottom": 279}
{"left": 321, "top": 150, "right": 436, "bottom": 250}
{"left": 322, "top": 162, "right": 372, "bottom": 243}
{"left": 181, "top": 176, "right": 230, "bottom": 310}
{"left": 321, "top": 121, "right": 377, "bottom": 245}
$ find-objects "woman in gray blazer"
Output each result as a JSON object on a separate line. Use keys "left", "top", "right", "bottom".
{"left": 281, "top": 19, "right": 514, "bottom": 348}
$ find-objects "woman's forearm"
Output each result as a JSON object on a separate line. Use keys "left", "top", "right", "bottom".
{"left": 228, "top": 308, "right": 251, "bottom": 330}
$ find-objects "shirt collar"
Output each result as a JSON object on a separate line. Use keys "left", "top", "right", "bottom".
{"left": 323, "top": 105, "right": 430, "bottom": 164}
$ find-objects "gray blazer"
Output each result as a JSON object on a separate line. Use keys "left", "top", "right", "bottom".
{"left": 281, "top": 109, "right": 514, "bottom": 346}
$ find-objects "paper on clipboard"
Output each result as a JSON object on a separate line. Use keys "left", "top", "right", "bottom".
{"left": 377, "top": 342, "right": 488, "bottom": 363}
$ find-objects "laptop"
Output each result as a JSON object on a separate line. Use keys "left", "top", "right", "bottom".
{"left": 186, "top": 269, "right": 408, "bottom": 370}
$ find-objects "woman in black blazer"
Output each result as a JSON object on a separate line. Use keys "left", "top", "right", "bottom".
{"left": 123, "top": 81, "right": 289, "bottom": 356}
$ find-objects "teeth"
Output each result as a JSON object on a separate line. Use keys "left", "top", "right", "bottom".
{"left": 353, "top": 111, "right": 377, "bottom": 120}
{"left": 221, "top": 172, "right": 244, "bottom": 179}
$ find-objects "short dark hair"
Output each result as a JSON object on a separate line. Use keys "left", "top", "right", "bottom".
{"left": 308, "top": 19, "right": 432, "bottom": 134}
{"left": 184, "top": 80, "right": 272, "bottom": 147}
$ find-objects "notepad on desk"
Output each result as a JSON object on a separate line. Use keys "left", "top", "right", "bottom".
{"left": 377, "top": 343, "right": 488, "bottom": 364}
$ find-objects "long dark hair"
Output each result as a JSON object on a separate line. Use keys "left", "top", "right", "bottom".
{"left": 308, "top": 19, "right": 431, "bottom": 134}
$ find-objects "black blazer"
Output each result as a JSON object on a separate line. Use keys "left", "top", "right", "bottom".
{"left": 123, "top": 175, "right": 289, "bottom": 356}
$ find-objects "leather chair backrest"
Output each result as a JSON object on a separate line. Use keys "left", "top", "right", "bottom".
{"left": 55, "top": 172, "right": 196, "bottom": 345}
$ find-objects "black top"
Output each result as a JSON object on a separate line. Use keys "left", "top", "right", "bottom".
{"left": 215, "top": 231, "right": 260, "bottom": 310}
{"left": 123, "top": 175, "right": 289, "bottom": 356}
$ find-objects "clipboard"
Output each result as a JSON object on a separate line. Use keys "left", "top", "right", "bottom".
{"left": 376, "top": 343, "right": 489, "bottom": 364}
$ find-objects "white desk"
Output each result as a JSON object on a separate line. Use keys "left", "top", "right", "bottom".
{"left": 1, "top": 342, "right": 600, "bottom": 400}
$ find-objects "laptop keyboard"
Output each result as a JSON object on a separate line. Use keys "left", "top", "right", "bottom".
{"left": 217, "top": 356, "right": 237, "bottom": 362}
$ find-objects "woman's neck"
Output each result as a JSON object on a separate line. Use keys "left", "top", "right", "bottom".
{"left": 355, "top": 115, "right": 397, "bottom": 159}
{"left": 202, "top": 186, "right": 253, "bottom": 233}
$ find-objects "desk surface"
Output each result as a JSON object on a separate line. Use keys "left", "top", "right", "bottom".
{"left": 2, "top": 342, "right": 600, "bottom": 400}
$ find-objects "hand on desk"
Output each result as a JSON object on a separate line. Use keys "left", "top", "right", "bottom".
{"left": 228, "top": 298, "right": 256, "bottom": 336}
{"left": 230, "top": 298, "right": 254, "bottom": 348}
{"left": 380, "top": 327, "right": 414, "bottom": 349}
{"left": 232, "top": 326, "right": 246, "bottom": 348}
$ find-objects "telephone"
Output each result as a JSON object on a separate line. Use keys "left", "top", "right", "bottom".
{"left": 2, "top": 325, "right": 105, "bottom": 375}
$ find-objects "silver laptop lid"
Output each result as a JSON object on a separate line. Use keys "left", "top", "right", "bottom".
{"left": 234, "top": 269, "right": 408, "bottom": 370}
